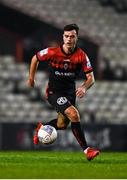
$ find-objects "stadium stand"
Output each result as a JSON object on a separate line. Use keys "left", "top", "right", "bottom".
{"left": 0, "top": 0, "right": 127, "bottom": 80}
{"left": 98, "top": 0, "right": 127, "bottom": 13}
{"left": 0, "top": 55, "right": 57, "bottom": 123}
{"left": 0, "top": 0, "right": 127, "bottom": 125}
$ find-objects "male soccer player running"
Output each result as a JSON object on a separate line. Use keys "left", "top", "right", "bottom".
{"left": 27, "top": 24, "right": 100, "bottom": 161}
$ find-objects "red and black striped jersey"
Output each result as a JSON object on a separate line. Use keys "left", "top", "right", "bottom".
{"left": 36, "top": 45, "right": 93, "bottom": 93}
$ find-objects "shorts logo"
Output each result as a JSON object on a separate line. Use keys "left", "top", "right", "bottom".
{"left": 57, "top": 97, "right": 67, "bottom": 105}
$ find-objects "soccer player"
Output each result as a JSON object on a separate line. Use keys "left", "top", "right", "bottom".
{"left": 27, "top": 24, "right": 100, "bottom": 161}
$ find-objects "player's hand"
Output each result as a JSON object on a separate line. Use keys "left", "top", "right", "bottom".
{"left": 27, "top": 78, "right": 35, "bottom": 88}
{"left": 76, "top": 86, "right": 87, "bottom": 98}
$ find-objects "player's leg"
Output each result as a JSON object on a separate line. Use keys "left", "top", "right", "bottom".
{"left": 44, "top": 112, "right": 69, "bottom": 130}
{"left": 57, "top": 112, "right": 70, "bottom": 129}
{"left": 64, "top": 105, "right": 88, "bottom": 150}
{"left": 64, "top": 105, "right": 100, "bottom": 161}
{"left": 33, "top": 92, "right": 100, "bottom": 160}
{"left": 46, "top": 93, "right": 99, "bottom": 160}
{"left": 33, "top": 94, "right": 70, "bottom": 144}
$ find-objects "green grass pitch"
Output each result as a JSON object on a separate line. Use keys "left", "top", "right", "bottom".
{"left": 0, "top": 151, "right": 127, "bottom": 179}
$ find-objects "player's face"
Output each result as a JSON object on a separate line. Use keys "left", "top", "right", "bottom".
{"left": 63, "top": 30, "right": 78, "bottom": 49}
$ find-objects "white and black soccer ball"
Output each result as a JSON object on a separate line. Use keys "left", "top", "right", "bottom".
{"left": 38, "top": 125, "right": 57, "bottom": 144}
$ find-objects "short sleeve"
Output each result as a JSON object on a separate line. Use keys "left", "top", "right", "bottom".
{"left": 36, "top": 48, "right": 49, "bottom": 61}
{"left": 82, "top": 53, "right": 93, "bottom": 73}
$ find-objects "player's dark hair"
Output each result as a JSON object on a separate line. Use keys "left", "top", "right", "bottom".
{"left": 63, "top": 24, "right": 79, "bottom": 35}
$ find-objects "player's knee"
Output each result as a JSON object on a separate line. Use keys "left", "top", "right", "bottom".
{"left": 64, "top": 106, "right": 80, "bottom": 122}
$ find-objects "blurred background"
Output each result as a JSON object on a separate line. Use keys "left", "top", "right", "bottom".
{"left": 0, "top": 0, "right": 127, "bottom": 151}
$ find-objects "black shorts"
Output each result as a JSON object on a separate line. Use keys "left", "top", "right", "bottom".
{"left": 47, "top": 91, "right": 76, "bottom": 114}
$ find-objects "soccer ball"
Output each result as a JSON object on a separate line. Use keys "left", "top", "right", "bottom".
{"left": 38, "top": 125, "right": 57, "bottom": 144}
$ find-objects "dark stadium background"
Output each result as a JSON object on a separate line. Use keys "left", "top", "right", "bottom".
{"left": 0, "top": 0, "right": 127, "bottom": 151}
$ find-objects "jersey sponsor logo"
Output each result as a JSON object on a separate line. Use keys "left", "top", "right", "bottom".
{"left": 39, "top": 48, "right": 48, "bottom": 56}
{"left": 86, "top": 55, "right": 92, "bottom": 68}
{"left": 55, "top": 71, "right": 75, "bottom": 77}
{"left": 57, "top": 97, "right": 67, "bottom": 105}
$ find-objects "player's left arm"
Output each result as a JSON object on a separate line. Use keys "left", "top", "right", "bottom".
{"left": 76, "top": 51, "right": 95, "bottom": 98}
{"left": 76, "top": 71, "right": 95, "bottom": 98}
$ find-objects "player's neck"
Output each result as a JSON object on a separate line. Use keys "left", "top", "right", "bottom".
{"left": 63, "top": 44, "right": 75, "bottom": 55}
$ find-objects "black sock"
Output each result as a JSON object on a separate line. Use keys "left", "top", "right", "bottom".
{"left": 44, "top": 119, "right": 65, "bottom": 130}
{"left": 71, "top": 122, "right": 87, "bottom": 151}
{"left": 44, "top": 119, "right": 58, "bottom": 129}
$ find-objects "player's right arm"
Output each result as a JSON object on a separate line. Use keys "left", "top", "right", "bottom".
{"left": 27, "top": 55, "right": 39, "bottom": 88}
{"left": 27, "top": 48, "right": 54, "bottom": 88}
